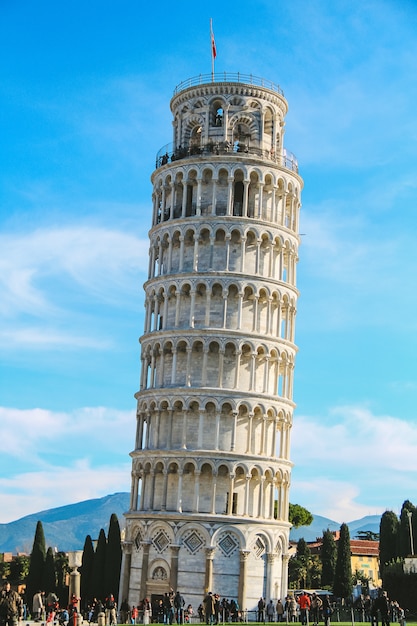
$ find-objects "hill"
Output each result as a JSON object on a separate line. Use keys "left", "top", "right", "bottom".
{"left": 0, "top": 493, "right": 381, "bottom": 552}
{"left": 0, "top": 492, "right": 130, "bottom": 552}
{"left": 289, "top": 513, "right": 382, "bottom": 542}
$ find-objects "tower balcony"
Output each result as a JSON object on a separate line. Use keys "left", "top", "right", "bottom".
{"left": 172, "top": 72, "right": 285, "bottom": 97}
{"left": 156, "top": 140, "right": 299, "bottom": 174}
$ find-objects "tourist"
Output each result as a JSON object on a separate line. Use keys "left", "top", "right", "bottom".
{"left": 142, "top": 598, "right": 151, "bottom": 625}
{"left": 203, "top": 592, "right": 215, "bottom": 625}
{"left": 32, "top": 591, "right": 44, "bottom": 622}
{"left": 105, "top": 595, "right": 117, "bottom": 626}
{"left": 0, "top": 581, "right": 23, "bottom": 626}
{"left": 298, "top": 591, "right": 310, "bottom": 626}
{"left": 322, "top": 595, "right": 332, "bottom": 626}
{"left": 257, "top": 598, "right": 266, "bottom": 622}
{"left": 275, "top": 599, "right": 284, "bottom": 622}
{"left": 310, "top": 593, "right": 322, "bottom": 626}
{"left": 266, "top": 600, "right": 275, "bottom": 622}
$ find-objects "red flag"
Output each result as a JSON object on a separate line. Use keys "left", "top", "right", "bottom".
{"left": 210, "top": 19, "right": 217, "bottom": 59}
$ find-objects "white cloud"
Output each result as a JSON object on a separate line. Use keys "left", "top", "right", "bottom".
{"left": 291, "top": 405, "right": 417, "bottom": 521}
{"left": 0, "top": 406, "right": 135, "bottom": 466}
{"left": 289, "top": 477, "right": 373, "bottom": 525}
{"left": 0, "top": 461, "right": 132, "bottom": 524}
{"left": 297, "top": 208, "right": 417, "bottom": 331}
{"left": 0, "top": 327, "right": 112, "bottom": 349}
{"left": 0, "top": 225, "right": 149, "bottom": 349}
{"left": 0, "top": 405, "right": 135, "bottom": 523}
{"left": 0, "top": 226, "right": 148, "bottom": 316}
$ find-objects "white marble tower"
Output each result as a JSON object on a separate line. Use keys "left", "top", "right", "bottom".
{"left": 119, "top": 73, "right": 303, "bottom": 612}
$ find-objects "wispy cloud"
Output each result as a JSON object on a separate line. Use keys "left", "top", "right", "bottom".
{"left": 0, "top": 462, "right": 132, "bottom": 524}
{"left": 291, "top": 405, "right": 417, "bottom": 522}
{"left": 0, "top": 406, "right": 135, "bottom": 464}
{"left": 0, "top": 225, "right": 148, "bottom": 348}
{"left": 0, "top": 406, "right": 135, "bottom": 522}
{"left": 298, "top": 209, "right": 417, "bottom": 331}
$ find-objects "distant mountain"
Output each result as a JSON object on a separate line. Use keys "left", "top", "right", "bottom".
{"left": 347, "top": 515, "right": 382, "bottom": 536}
{"left": 289, "top": 514, "right": 340, "bottom": 542}
{"left": 0, "top": 493, "right": 381, "bottom": 553}
{"left": 0, "top": 492, "right": 130, "bottom": 553}
{"left": 289, "top": 514, "right": 382, "bottom": 542}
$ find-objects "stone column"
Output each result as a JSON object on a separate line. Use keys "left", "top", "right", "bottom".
{"left": 131, "top": 471, "right": 139, "bottom": 511}
{"left": 118, "top": 541, "right": 133, "bottom": 605}
{"left": 258, "top": 476, "right": 265, "bottom": 518}
{"left": 230, "top": 411, "right": 238, "bottom": 452}
{"left": 204, "top": 547, "right": 215, "bottom": 593}
{"left": 257, "top": 182, "right": 264, "bottom": 219}
{"left": 281, "top": 554, "right": 290, "bottom": 600}
{"left": 149, "top": 469, "right": 156, "bottom": 509}
{"left": 136, "top": 412, "right": 144, "bottom": 450}
{"left": 227, "top": 177, "right": 234, "bottom": 216}
{"left": 179, "top": 235, "right": 185, "bottom": 271}
{"left": 227, "top": 473, "right": 235, "bottom": 515}
{"left": 170, "top": 182, "right": 175, "bottom": 220}
{"left": 211, "top": 178, "right": 217, "bottom": 215}
{"left": 244, "top": 475, "right": 250, "bottom": 516}
{"left": 196, "top": 178, "right": 202, "bottom": 215}
{"left": 139, "top": 470, "right": 145, "bottom": 511}
{"left": 240, "top": 236, "right": 246, "bottom": 273}
{"left": 181, "top": 183, "right": 187, "bottom": 218}
{"left": 265, "top": 553, "right": 275, "bottom": 601}
{"left": 246, "top": 413, "right": 253, "bottom": 454}
{"left": 193, "top": 233, "right": 199, "bottom": 270}
{"left": 139, "top": 541, "right": 151, "bottom": 600}
{"left": 211, "top": 471, "right": 217, "bottom": 514}
{"left": 243, "top": 180, "right": 249, "bottom": 217}
{"left": 193, "top": 469, "right": 201, "bottom": 512}
{"left": 162, "top": 469, "right": 168, "bottom": 510}
{"left": 167, "top": 235, "right": 173, "bottom": 273}
{"left": 170, "top": 545, "right": 181, "bottom": 591}
{"left": 189, "top": 288, "right": 196, "bottom": 328}
{"left": 144, "top": 412, "right": 151, "bottom": 449}
{"left": 238, "top": 550, "right": 251, "bottom": 612}
{"left": 176, "top": 470, "right": 183, "bottom": 512}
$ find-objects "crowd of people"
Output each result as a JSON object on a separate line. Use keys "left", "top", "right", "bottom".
{"left": 0, "top": 580, "right": 409, "bottom": 626}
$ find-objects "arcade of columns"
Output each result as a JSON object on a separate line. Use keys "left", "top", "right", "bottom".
{"left": 119, "top": 74, "right": 303, "bottom": 610}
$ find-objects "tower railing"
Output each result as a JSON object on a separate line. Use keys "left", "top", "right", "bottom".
{"left": 155, "top": 141, "right": 299, "bottom": 173}
{"left": 173, "top": 73, "right": 284, "bottom": 96}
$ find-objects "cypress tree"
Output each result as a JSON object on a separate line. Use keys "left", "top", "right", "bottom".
{"left": 399, "top": 500, "right": 416, "bottom": 557}
{"left": 379, "top": 510, "right": 400, "bottom": 577}
{"left": 292, "top": 538, "right": 311, "bottom": 588}
{"left": 42, "top": 547, "right": 57, "bottom": 595}
{"left": 80, "top": 535, "right": 95, "bottom": 610}
{"left": 333, "top": 523, "right": 352, "bottom": 600}
{"left": 104, "top": 514, "right": 122, "bottom": 601}
{"left": 26, "top": 521, "right": 47, "bottom": 612}
{"left": 321, "top": 529, "right": 337, "bottom": 588}
{"left": 91, "top": 528, "right": 107, "bottom": 601}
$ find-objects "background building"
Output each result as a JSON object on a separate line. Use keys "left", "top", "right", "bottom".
{"left": 119, "top": 73, "right": 303, "bottom": 610}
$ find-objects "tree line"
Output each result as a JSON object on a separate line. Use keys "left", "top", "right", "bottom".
{"left": 6, "top": 513, "right": 122, "bottom": 615}
{"left": 379, "top": 499, "right": 417, "bottom": 610}
{"left": 289, "top": 522, "right": 353, "bottom": 599}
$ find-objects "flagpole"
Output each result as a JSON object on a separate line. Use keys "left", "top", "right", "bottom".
{"left": 210, "top": 18, "right": 216, "bottom": 81}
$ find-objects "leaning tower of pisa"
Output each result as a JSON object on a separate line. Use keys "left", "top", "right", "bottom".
{"left": 119, "top": 73, "right": 303, "bottom": 612}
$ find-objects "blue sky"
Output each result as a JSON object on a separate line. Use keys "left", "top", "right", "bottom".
{"left": 1, "top": 0, "right": 417, "bottom": 526}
